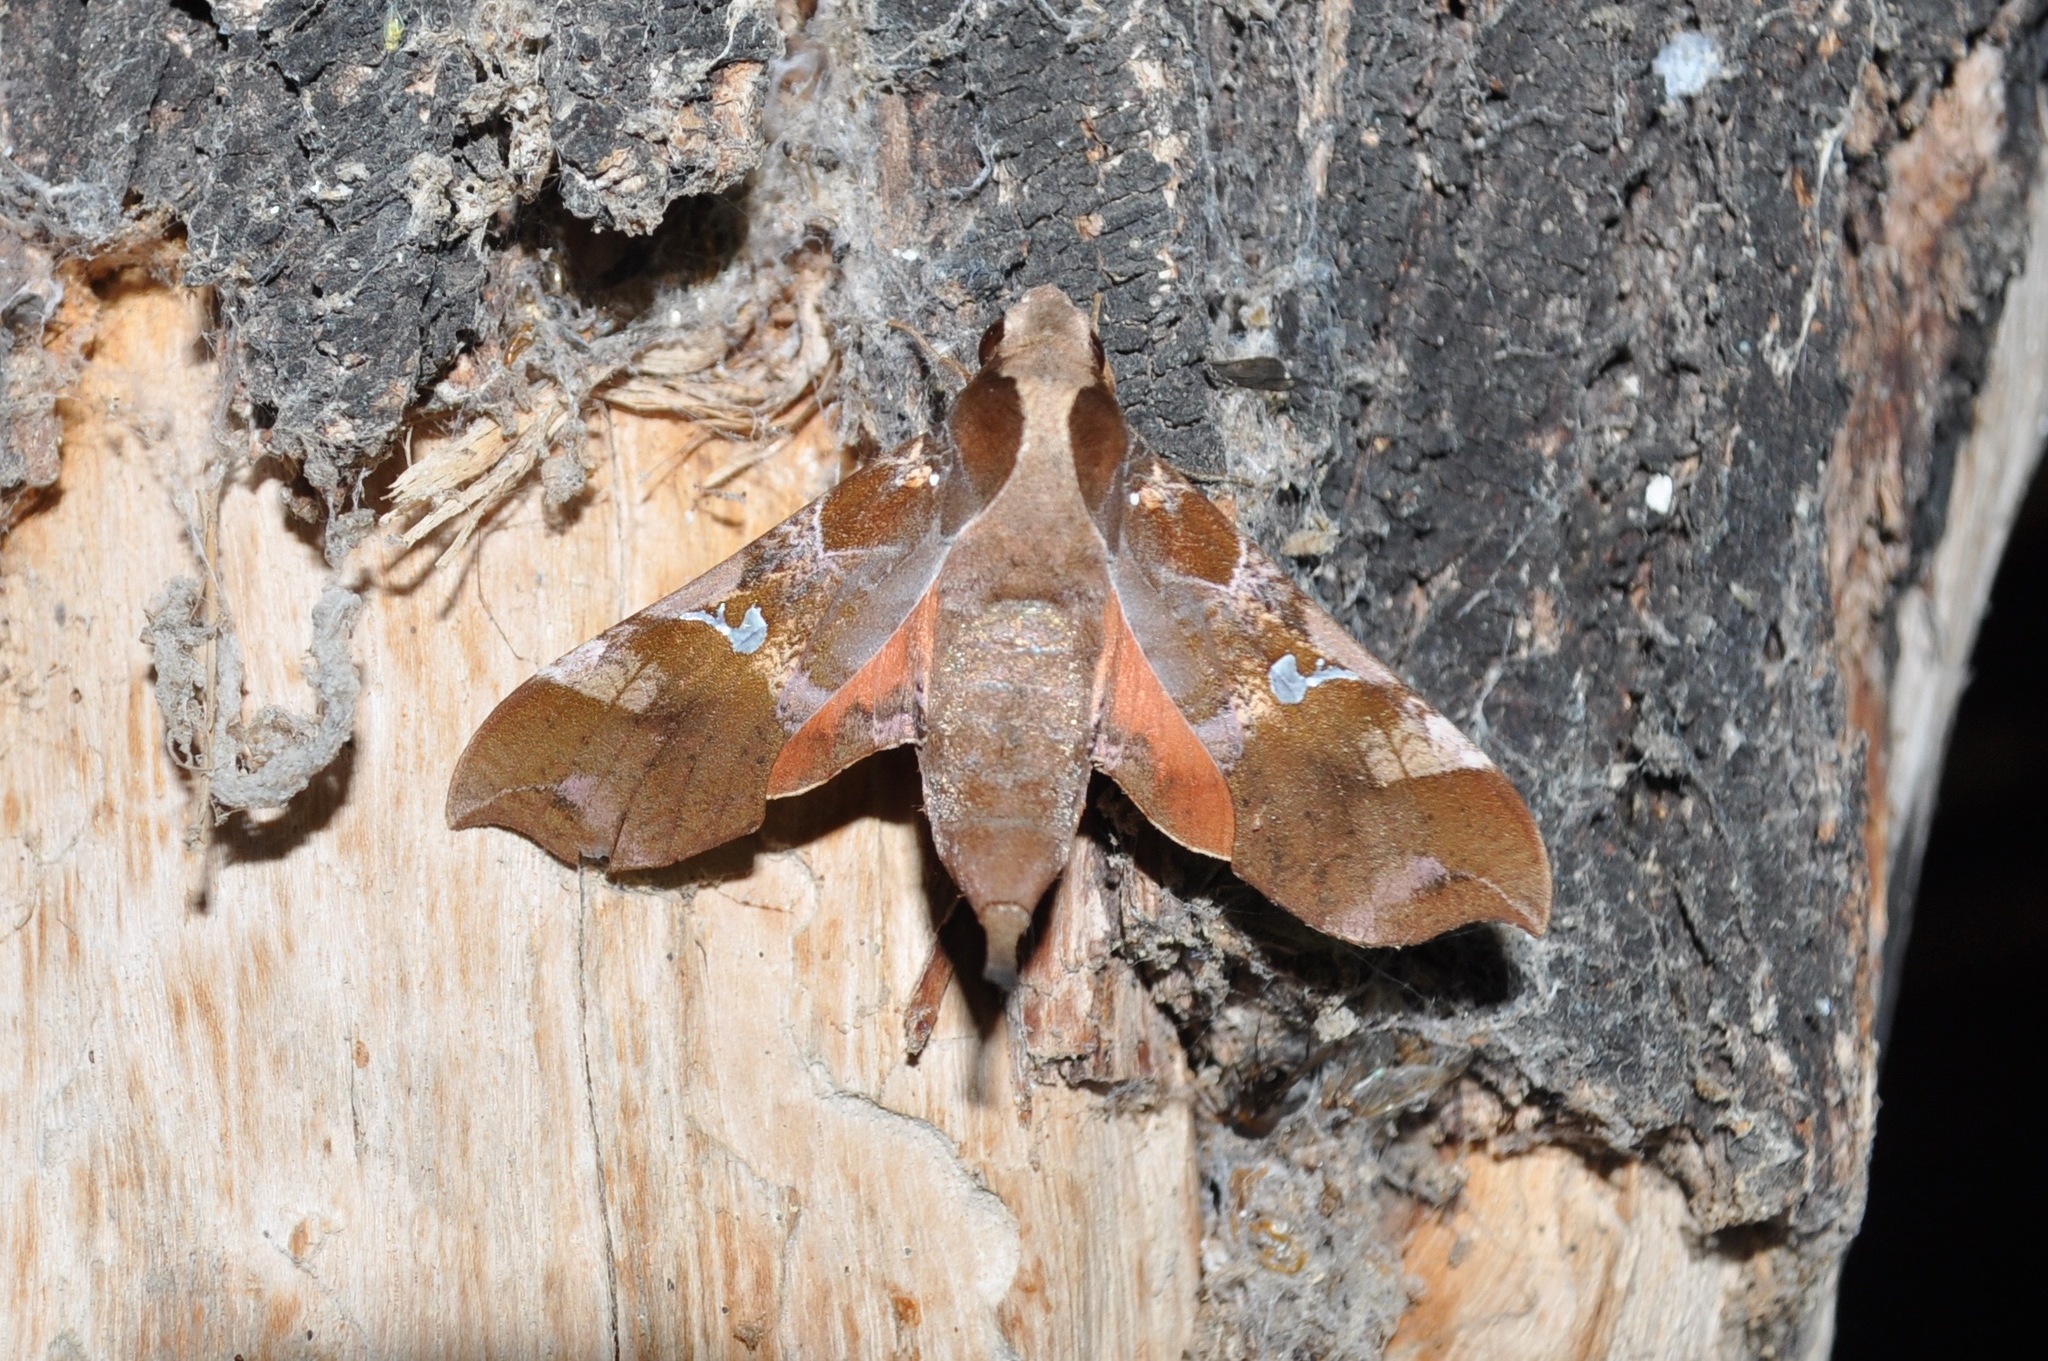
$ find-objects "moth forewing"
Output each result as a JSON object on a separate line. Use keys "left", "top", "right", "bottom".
{"left": 446, "top": 441, "right": 954, "bottom": 870}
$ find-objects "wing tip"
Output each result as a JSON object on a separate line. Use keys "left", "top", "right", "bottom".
{"left": 445, "top": 786, "right": 604, "bottom": 867}
{"left": 1382, "top": 769, "right": 1554, "bottom": 944}
{"left": 1475, "top": 801, "right": 1553, "bottom": 938}
{"left": 444, "top": 757, "right": 493, "bottom": 832}
{"left": 1319, "top": 867, "right": 1550, "bottom": 948}
{"left": 1250, "top": 800, "right": 1554, "bottom": 950}
{"left": 1497, "top": 792, "right": 1555, "bottom": 937}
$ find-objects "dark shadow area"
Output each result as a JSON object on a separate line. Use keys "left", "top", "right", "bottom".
{"left": 617, "top": 745, "right": 925, "bottom": 896}
{"left": 523, "top": 186, "right": 751, "bottom": 324}
{"left": 0, "top": 482, "right": 61, "bottom": 541}
{"left": 1833, "top": 462, "right": 2048, "bottom": 1357}
{"left": 1211, "top": 879, "right": 1520, "bottom": 1017}
{"left": 215, "top": 744, "right": 357, "bottom": 867}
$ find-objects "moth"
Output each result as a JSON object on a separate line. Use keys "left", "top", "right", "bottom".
{"left": 449, "top": 287, "right": 1551, "bottom": 985}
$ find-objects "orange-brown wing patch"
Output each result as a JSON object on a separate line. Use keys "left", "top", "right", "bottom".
{"left": 1091, "top": 594, "right": 1234, "bottom": 859}
{"left": 767, "top": 587, "right": 936, "bottom": 797}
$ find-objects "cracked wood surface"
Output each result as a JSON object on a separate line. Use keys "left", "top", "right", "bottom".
{"left": 1, "top": 279, "right": 1197, "bottom": 1358}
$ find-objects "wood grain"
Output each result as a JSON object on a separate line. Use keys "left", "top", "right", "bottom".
{"left": 1, "top": 275, "right": 1197, "bottom": 1358}
{"left": 1389, "top": 1150, "right": 1736, "bottom": 1361}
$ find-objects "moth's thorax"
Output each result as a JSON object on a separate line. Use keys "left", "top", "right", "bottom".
{"left": 1008, "top": 374, "right": 1095, "bottom": 507}
{"left": 942, "top": 367, "right": 1109, "bottom": 617}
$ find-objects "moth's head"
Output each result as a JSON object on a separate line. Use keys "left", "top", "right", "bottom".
{"left": 978, "top": 285, "right": 1110, "bottom": 390}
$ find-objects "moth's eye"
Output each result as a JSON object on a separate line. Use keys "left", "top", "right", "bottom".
{"left": 978, "top": 319, "right": 1006, "bottom": 367}
{"left": 1089, "top": 333, "right": 1106, "bottom": 375}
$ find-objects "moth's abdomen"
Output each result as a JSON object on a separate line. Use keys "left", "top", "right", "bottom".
{"left": 921, "top": 596, "right": 1100, "bottom": 935}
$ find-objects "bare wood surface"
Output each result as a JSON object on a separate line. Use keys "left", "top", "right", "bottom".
{"left": 1390, "top": 1150, "right": 1735, "bottom": 1361}
{"left": 2, "top": 276, "right": 1197, "bottom": 1357}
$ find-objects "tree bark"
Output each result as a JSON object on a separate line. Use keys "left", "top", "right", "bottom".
{"left": 4, "top": 1, "right": 2044, "bottom": 1356}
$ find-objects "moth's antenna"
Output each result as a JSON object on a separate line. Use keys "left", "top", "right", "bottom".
{"left": 887, "top": 319, "right": 972, "bottom": 386}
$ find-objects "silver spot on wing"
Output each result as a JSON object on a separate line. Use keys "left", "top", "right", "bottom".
{"left": 678, "top": 602, "right": 768, "bottom": 654}
{"left": 1268, "top": 654, "right": 1363, "bottom": 705}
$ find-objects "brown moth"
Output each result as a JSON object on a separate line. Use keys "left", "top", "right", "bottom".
{"left": 448, "top": 286, "right": 1551, "bottom": 985}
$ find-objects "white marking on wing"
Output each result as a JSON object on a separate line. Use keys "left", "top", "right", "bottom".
{"left": 1267, "top": 654, "right": 1363, "bottom": 705}
{"left": 541, "top": 635, "right": 649, "bottom": 704}
{"left": 677, "top": 602, "right": 768, "bottom": 655}
{"left": 540, "top": 638, "right": 610, "bottom": 682}
{"left": 1362, "top": 703, "right": 1496, "bottom": 783}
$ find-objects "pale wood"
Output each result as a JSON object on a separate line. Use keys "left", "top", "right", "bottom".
{"left": 1390, "top": 1151, "right": 1737, "bottom": 1361}
{"left": 1887, "top": 134, "right": 2048, "bottom": 920}
{"left": 2, "top": 274, "right": 1198, "bottom": 1357}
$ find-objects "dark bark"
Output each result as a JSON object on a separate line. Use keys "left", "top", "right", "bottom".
{"left": 1, "top": 0, "right": 776, "bottom": 537}
{"left": 6, "top": 0, "right": 2042, "bottom": 1352}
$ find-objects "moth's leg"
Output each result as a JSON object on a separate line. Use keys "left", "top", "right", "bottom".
{"left": 903, "top": 895, "right": 962, "bottom": 1061}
